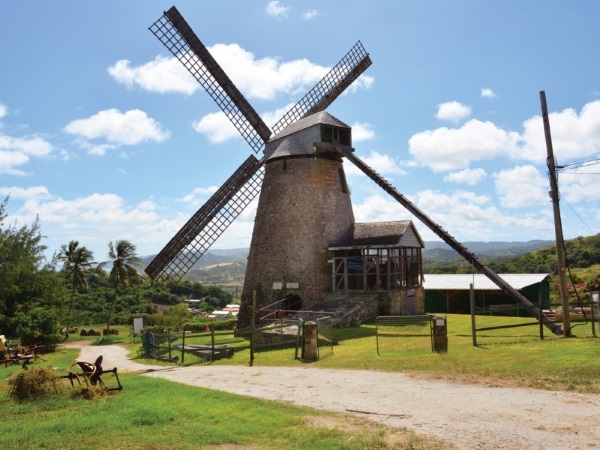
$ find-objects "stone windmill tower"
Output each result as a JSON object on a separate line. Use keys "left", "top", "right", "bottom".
{"left": 144, "top": 6, "right": 562, "bottom": 335}
{"left": 240, "top": 112, "right": 356, "bottom": 323}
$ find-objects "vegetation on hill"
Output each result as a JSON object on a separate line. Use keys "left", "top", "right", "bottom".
{"left": 488, "top": 234, "right": 600, "bottom": 274}
{"left": 423, "top": 234, "right": 600, "bottom": 277}
{"left": 0, "top": 197, "right": 234, "bottom": 346}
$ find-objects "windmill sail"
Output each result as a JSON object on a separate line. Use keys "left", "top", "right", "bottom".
{"left": 145, "top": 156, "right": 263, "bottom": 282}
{"left": 272, "top": 41, "right": 372, "bottom": 135}
{"left": 150, "top": 6, "right": 271, "bottom": 153}
{"left": 342, "top": 148, "right": 563, "bottom": 336}
{"left": 146, "top": 7, "right": 374, "bottom": 282}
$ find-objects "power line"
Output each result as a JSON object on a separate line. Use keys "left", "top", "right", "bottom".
{"left": 559, "top": 158, "right": 600, "bottom": 170}
{"left": 561, "top": 197, "right": 597, "bottom": 235}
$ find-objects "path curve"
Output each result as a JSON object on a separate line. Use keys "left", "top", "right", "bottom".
{"left": 71, "top": 344, "right": 600, "bottom": 450}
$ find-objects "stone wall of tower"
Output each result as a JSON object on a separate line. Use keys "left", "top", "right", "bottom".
{"left": 238, "top": 155, "right": 354, "bottom": 327}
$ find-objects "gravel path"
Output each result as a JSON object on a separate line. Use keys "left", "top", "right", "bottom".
{"left": 71, "top": 344, "right": 600, "bottom": 450}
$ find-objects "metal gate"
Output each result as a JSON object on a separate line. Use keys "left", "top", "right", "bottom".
{"left": 375, "top": 315, "right": 433, "bottom": 355}
{"left": 316, "top": 316, "right": 334, "bottom": 359}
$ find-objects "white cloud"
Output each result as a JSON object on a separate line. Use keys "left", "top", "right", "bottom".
{"left": 193, "top": 112, "right": 240, "bottom": 144}
{"left": 15, "top": 192, "right": 171, "bottom": 257}
{"left": 560, "top": 165, "right": 600, "bottom": 203}
{"left": 64, "top": 109, "right": 170, "bottom": 155}
{"left": 481, "top": 88, "right": 497, "bottom": 98}
{"left": 266, "top": 1, "right": 289, "bottom": 19}
{"left": 180, "top": 186, "right": 219, "bottom": 207}
{"left": 0, "top": 185, "right": 50, "bottom": 200}
{"left": 408, "top": 119, "right": 521, "bottom": 172}
{"left": 262, "top": 103, "right": 296, "bottom": 129}
{"left": 351, "top": 122, "right": 375, "bottom": 142}
{"left": 410, "top": 190, "right": 552, "bottom": 241}
{"left": 214, "top": 198, "right": 258, "bottom": 249}
{"left": 210, "top": 43, "right": 328, "bottom": 100}
{"left": 494, "top": 165, "right": 548, "bottom": 208}
{"left": 108, "top": 56, "right": 198, "bottom": 95}
{"left": 346, "top": 74, "right": 375, "bottom": 93}
{"left": 0, "top": 134, "right": 53, "bottom": 175}
{"left": 435, "top": 101, "right": 471, "bottom": 122}
{"left": 302, "top": 9, "right": 319, "bottom": 20}
{"left": 0, "top": 103, "right": 7, "bottom": 119}
{"left": 444, "top": 168, "right": 487, "bottom": 186}
{"left": 345, "top": 151, "right": 406, "bottom": 177}
{"left": 410, "top": 100, "right": 600, "bottom": 174}
{"left": 111, "top": 44, "right": 372, "bottom": 103}
{"left": 352, "top": 191, "right": 511, "bottom": 242}
{"left": 521, "top": 100, "right": 600, "bottom": 163}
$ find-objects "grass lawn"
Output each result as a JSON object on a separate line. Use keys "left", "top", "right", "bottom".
{"left": 1, "top": 314, "right": 598, "bottom": 449}
{"left": 128, "top": 314, "right": 600, "bottom": 393}
{"left": 0, "top": 352, "right": 451, "bottom": 449}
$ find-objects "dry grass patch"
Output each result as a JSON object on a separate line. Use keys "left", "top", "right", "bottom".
{"left": 304, "top": 413, "right": 457, "bottom": 449}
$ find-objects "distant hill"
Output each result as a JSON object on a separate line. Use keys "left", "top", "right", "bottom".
{"left": 139, "top": 248, "right": 249, "bottom": 272}
{"left": 138, "top": 240, "right": 563, "bottom": 284}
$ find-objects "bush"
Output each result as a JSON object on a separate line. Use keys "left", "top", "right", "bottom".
{"left": 184, "top": 318, "right": 238, "bottom": 332}
{"left": 13, "top": 307, "right": 63, "bottom": 351}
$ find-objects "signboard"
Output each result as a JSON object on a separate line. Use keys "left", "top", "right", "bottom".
{"left": 133, "top": 317, "right": 144, "bottom": 334}
{"left": 286, "top": 282, "right": 299, "bottom": 289}
{"left": 273, "top": 282, "right": 283, "bottom": 290}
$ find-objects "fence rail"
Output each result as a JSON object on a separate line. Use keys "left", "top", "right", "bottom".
{"left": 140, "top": 319, "right": 303, "bottom": 364}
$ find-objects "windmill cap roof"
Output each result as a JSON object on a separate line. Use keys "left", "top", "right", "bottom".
{"left": 269, "top": 111, "right": 350, "bottom": 143}
{"left": 264, "top": 111, "right": 350, "bottom": 160}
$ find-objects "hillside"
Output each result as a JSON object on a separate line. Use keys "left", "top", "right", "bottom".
{"left": 489, "top": 234, "right": 600, "bottom": 274}
{"left": 138, "top": 239, "right": 569, "bottom": 285}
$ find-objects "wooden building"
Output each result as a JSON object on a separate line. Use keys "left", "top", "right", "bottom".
{"left": 329, "top": 220, "right": 425, "bottom": 315}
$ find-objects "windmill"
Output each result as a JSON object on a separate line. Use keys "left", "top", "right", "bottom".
{"left": 145, "top": 6, "right": 562, "bottom": 335}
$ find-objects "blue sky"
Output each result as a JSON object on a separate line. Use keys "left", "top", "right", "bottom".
{"left": 1, "top": 0, "right": 599, "bottom": 261}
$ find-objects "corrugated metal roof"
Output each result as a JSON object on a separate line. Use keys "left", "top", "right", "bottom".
{"left": 329, "top": 220, "right": 424, "bottom": 248}
{"left": 423, "top": 273, "right": 550, "bottom": 291}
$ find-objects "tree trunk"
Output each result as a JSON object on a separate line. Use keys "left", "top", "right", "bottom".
{"left": 106, "top": 275, "right": 119, "bottom": 331}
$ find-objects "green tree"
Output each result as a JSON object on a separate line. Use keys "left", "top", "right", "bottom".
{"left": 0, "top": 197, "right": 53, "bottom": 335}
{"left": 57, "top": 240, "right": 94, "bottom": 335}
{"left": 13, "top": 307, "right": 62, "bottom": 351}
{"left": 98, "top": 240, "right": 141, "bottom": 331}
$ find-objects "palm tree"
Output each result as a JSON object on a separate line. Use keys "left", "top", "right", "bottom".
{"left": 98, "top": 240, "right": 141, "bottom": 331}
{"left": 57, "top": 240, "right": 94, "bottom": 337}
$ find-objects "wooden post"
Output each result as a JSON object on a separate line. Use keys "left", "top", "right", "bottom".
{"left": 210, "top": 326, "right": 215, "bottom": 362}
{"left": 539, "top": 293, "right": 544, "bottom": 340}
{"left": 540, "top": 91, "right": 571, "bottom": 337}
{"left": 470, "top": 283, "right": 477, "bottom": 346}
{"left": 250, "top": 290, "right": 256, "bottom": 367}
{"left": 591, "top": 292, "right": 597, "bottom": 338}
{"left": 181, "top": 324, "right": 186, "bottom": 364}
{"left": 167, "top": 328, "right": 172, "bottom": 361}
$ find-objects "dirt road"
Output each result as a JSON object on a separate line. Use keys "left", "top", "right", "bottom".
{"left": 73, "top": 344, "right": 600, "bottom": 450}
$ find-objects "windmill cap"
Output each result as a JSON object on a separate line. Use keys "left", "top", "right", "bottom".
{"left": 264, "top": 111, "right": 351, "bottom": 160}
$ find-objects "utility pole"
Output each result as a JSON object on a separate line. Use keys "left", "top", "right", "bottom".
{"left": 540, "top": 91, "right": 571, "bottom": 337}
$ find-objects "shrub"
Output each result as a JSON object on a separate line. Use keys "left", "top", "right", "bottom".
{"left": 13, "top": 307, "right": 63, "bottom": 351}
{"left": 184, "top": 318, "right": 238, "bottom": 332}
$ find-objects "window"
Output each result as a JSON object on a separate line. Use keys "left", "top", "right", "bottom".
{"left": 322, "top": 126, "right": 350, "bottom": 146}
